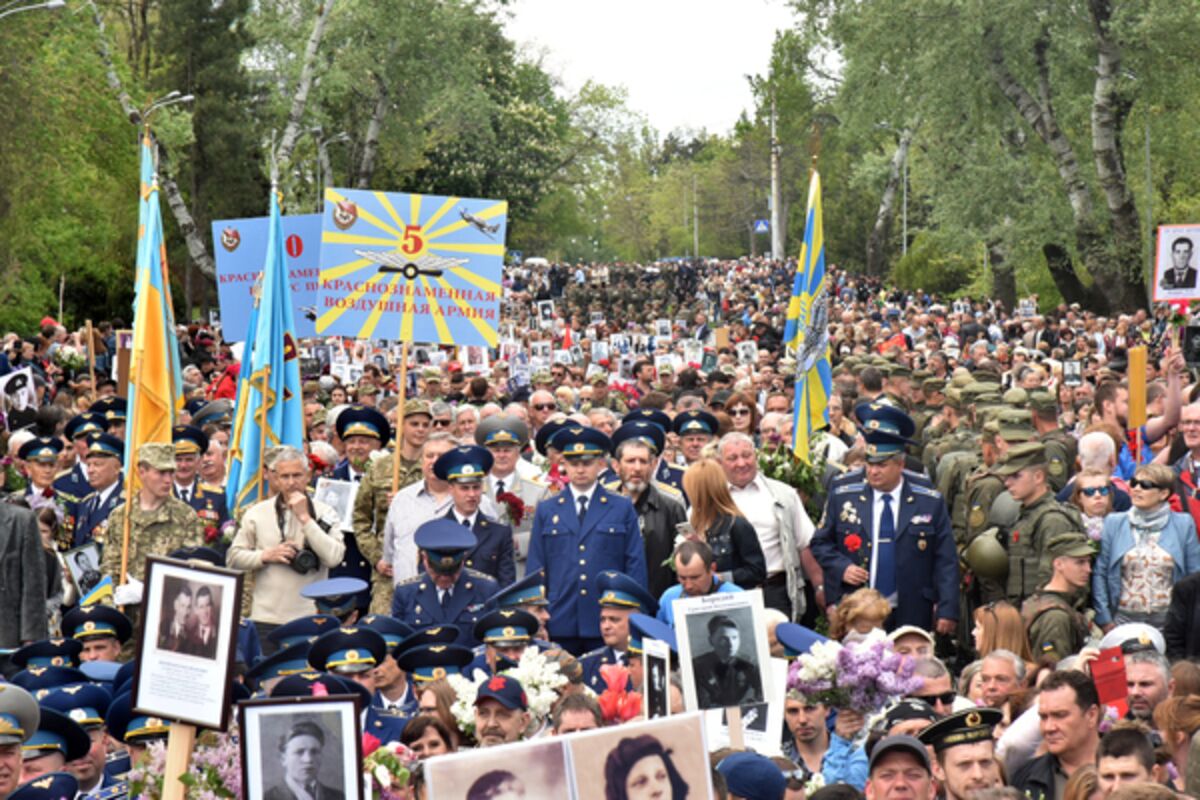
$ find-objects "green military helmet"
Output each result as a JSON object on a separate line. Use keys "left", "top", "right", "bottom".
{"left": 988, "top": 490, "right": 1023, "bottom": 529}
{"left": 965, "top": 527, "right": 1009, "bottom": 581}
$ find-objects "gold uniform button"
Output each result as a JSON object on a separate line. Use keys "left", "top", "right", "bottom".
{"left": 579, "top": 559, "right": 586, "bottom": 565}
{"left": 579, "top": 545, "right": 586, "bottom": 551}
{"left": 580, "top": 589, "right": 587, "bottom": 596}
{"left": 580, "top": 575, "right": 587, "bottom": 581}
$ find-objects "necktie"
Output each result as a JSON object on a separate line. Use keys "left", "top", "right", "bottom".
{"left": 461, "top": 517, "right": 471, "bottom": 528}
{"left": 876, "top": 494, "right": 896, "bottom": 598}
{"left": 180, "top": 488, "right": 190, "bottom": 504}
{"left": 495, "top": 479, "right": 505, "bottom": 496}
{"left": 440, "top": 589, "right": 451, "bottom": 611}
{"left": 577, "top": 494, "right": 588, "bottom": 519}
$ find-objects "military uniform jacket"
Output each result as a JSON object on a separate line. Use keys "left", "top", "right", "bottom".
{"left": 54, "top": 461, "right": 91, "bottom": 543}
{"left": 654, "top": 461, "right": 686, "bottom": 498}
{"left": 173, "top": 479, "right": 230, "bottom": 539}
{"left": 487, "top": 471, "right": 548, "bottom": 560}
{"left": 580, "top": 645, "right": 631, "bottom": 692}
{"left": 365, "top": 706, "right": 409, "bottom": 745}
{"left": 963, "top": 468, "right": 1006, "bottom": 545}
{"left": 390, "top": 568, "right": 498, "bottom": 644}
{"left": 446, "top": 510, "right": 516, "bottom": 587}
{"left": 1039, "top": 430, "right": 1075, "bottom": 493}
{"left": 1006, "top": 492, "right": 1083, "bottom": 603}
{"left": 810, "top": 481, "right": 960, "bottom": 629}
{"left": 526, "top": 484, "right": 649, "bottom": 640}
{"left": 74, "top": 484, "right": 124, "bottom": 547}
{"left": 692, "top": 651, "right": 763, "bottom": 708}
{"left": 353, "top": 451, "right": 422, "bottom": 568}
{"left": 1022, "top": 589, "right": 1089, "bottom": 662}
{"left": 99, "top": 497, "right": 204, "bottom": 584}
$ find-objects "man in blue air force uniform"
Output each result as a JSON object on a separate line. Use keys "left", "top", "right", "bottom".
{"left": 434, "top": 445, "right": 515, "bottom": 586}
{"left": 810, "top": 403, "right": 959, "bottom": 634}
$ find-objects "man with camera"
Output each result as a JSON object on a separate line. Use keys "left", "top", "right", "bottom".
{"left": 227, "top": 445, "right": 346, "bottom": 648}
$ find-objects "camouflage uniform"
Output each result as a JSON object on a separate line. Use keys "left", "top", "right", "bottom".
{"left": 354, "top": 451, "right": 423, "bottom": 614}
{"left": 1039, "top": 429, "right": 1076, "bottom": 494}
{"left": 1003, "top": 488, "right": 1083, "bottom": 604}
{"left": 1022, "top": 589, "right": 1090, "bottom": 662}
{"left": 99, "top": 497, "right": 204, "bottom": 584}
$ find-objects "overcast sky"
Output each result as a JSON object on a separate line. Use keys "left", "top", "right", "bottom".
{"left": 502, "top": 0, "right": 797, "bottom": 138}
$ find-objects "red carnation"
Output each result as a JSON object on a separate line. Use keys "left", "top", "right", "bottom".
{"left": 844, "top": 533, "right": 863, "bottom": 553}
{"left": 203, "top": 525, "right": 219, "bottom": 543}
{"left": 497, "top": 491, "right": 527, "bottom": 526}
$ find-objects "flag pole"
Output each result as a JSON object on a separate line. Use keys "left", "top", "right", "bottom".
{"left": 390, "top": 341, "right": 411, "bottom": 493}
{"left": 256, "top": 365, "right": 271, "bottom": 503}
{"left": 86, "top": 319, "right": 96, "bottom": 390}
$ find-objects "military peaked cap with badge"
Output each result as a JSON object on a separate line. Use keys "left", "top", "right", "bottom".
{"left": 550, "top": 426, "right": 611, "bottom": 459}
{"left": 266, "top": 615, "right": 340, "bottom": 647}
{"left": 610, "top": 421, "right": 665, "bottom": 456}
{"left": 8, "top": 772, "right": 79, "bottom": 800}
{"left": 104, "top": 692, "right": 169, "bottom": 746}
{"left": 270, "top": 672, "right": 370, "bottom": 709}
{"left": 12, "top": 640, "right": 82, "bottom": 670}
{"left": 533, "top": 420, "right": 568, "bottom": 456}
{"left": 623, "top": 408, "right": 671, "bottom": 432}
{"left": 11, "top": 667, "right": 90, "bottom": 694}
{"left": 336, "top": 405, "right": 391, "bottom": 442}
{"left": 90, "top": 397, "right": 127, "bottom": 426}
{"left": 856, "top": 401, "right": 915, "bottom": 462}
{"left": 302, "top": 577, "right": 369, "bottom": 618}
{"left": 245, "top": 642, "right": 313, "bottom": 690}
{"left": 596, "top": 571, "right": 658, "bottom": 616}
{"left": 473, "top": 608, "right": 539, "bottom": 648}
{"left": 434, "top": 445, "right": 493, "bottom": 483}
{"left": 171, "top": 425, "right": 209, "bottom": 456}
{"left": 672, "top": 410, "right": 719, "bottom": 437}
{"left": 307, "top": 627, "right": 387, "bottom": 674}
{"left": 34, "top": 683, "right": 111, "bottom": 731}
{"left": 918, "top": 707, "right": 1003, "bottom": 753}
{"left": 190, "top": 399, "right": 233, "bottom": 429}
{"left": 64, "top": 413, "right": 105, "bottom": 442}
{"left": 993, "top": 441, "right": 1046, "bottom": 476}
{"left": 83, "top": 432, "right": 124, "bottom": 462}
{"left": 393, "top": 625, "right": 459, "bottom": 659}
{"left": 396, "top": 643, "right": 473, "bottom": 683}
{"left": 487, "top": 570, "right": 549, "bottom": 608}
{"left": 413, "top": 518, "right": 477, "bottom": 569}
{"left": 358, "top": 615, "right": 414, "bottom": 649}
{"left": 474, "top": 414, "right": 530, "bottom": 448}
{"left": 22, "top": 707, "right": 90, "bottom": 764}
{"left": 18, "top": 437, "right": 63, "bottom": 463}
{"left": 0, "top": 683, "right": 40, "bottom": 746}
{"left": 62, "top": 605, "right": 132, "bottom": 644}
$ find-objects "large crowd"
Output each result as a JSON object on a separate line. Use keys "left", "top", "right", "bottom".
{"left": 0, "top": 256, "right": 1197, "bottom": 800}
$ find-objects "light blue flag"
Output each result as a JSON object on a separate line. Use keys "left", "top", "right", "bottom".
{"left": 226, "top": 186, "right": 306, "bottom": 517}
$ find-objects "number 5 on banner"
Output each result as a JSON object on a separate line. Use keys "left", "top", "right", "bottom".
{"left": 401, "top": 225, "right": 424, "bottom": 256}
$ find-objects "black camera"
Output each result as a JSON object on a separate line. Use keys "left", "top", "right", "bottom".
{"left": 290, "top": 547, "right": 319, "bottom": 575}
{"left": 275, "top": 494, "right": 323, "bottom": 575}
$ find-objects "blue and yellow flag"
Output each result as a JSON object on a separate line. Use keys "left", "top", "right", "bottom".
{"left": 226, "top": 186, "right": 305, "bottom": 518}
{"left": 123, "top": 133, "right": 182, "bottom": 484}
{"left": 783, "top": 170, "right": 833, "bottom": 464}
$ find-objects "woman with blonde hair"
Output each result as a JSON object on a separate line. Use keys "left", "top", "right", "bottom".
{"left": 681, "top": 460, "right": 766, "bottom": 589}
{"left": 1062, "top": 764, "right": 1101, "bottom": 800}
{"left": 972, "top": 601, "right": 1034, "bottom": 664}
{"left": 417, "top": 679, "right": 466, "bottom": 749}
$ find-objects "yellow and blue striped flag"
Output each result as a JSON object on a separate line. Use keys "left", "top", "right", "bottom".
{"left": 80, "top": 576, "right": 114, "bottom": 606}
{"left": 226, "top": 186, "right": 306, "bottom": 518}
{"left": 783, "top": 170, "right": 833, "bottom": 464}
{"left": 123, "top": 133, "right": 182, "bottom": 492}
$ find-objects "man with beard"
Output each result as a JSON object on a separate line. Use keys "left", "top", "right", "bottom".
{"left": 1123, "top": 649, "right": 1172, "bottom": 724}
{"left": 472, "top": 674, "right": 529, "bottom": 748}
{"left": 608, "top": 422, "right": 686, "bottom": 598}
{"left": 917, "top": 708, "right": 1004, "bottom": 800}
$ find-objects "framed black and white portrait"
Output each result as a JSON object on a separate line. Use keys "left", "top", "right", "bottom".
{"left": 425, "top": 737, "right": 570, "bottom": 799}
{"left": 674, "top": 589, "right": 772, "bottom": 713}
{"left": 0, "top": 367, "right": 37, "bottom": 429}
{"left": 62, "top": 542, "right": 103, "bottom": 599}
{"left": 1155, "top": 225, "right": 1200, "bottom": 302}
{"left": 655, "top": 318, "right": 673, "bottom": 340}
{"left": 133, "top": 556, "right": 243, "bottom": 730}
{"left": 642, "top": 637, "right": 671, "bottom": 720}
{"left": 313, "top": 478, "right": 357, "bottom": 531}
{"left": 1184, "top": 327, "right": 1200, "bottom": 369}
{"left": 736, "top": 341, "right": 759, "bottom": 366}
{"left": 239, "top": 695, "right": 362, "bottom": 800}
{"left": 1062, "top": 360, "right": 1083, "bottom": 387}
{"left": 537, "top": 300, "right": 556, "bottom": 327}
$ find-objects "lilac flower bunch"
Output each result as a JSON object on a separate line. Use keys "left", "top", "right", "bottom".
{"left": 787, "top": 630, "right": 924, "bottom": 714}
{"left": 128, "top": 729, "right": 242, "bottom": 799}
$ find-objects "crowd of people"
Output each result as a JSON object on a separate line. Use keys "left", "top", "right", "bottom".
{"left": 0, "top": 256, "right": 1197, "bottom": 800}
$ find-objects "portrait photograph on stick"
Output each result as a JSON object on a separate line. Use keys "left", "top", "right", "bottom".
{"left": 674, "top": 589, "right": 772, "bottom": 713}
{"left": 133, "top": 555, "right": 243, "bottom": 730}
{"left": 563, "top": 712, "right": 713, "bottom": 800}
{"left": 62, "top": 541, "right": 103, "bottom": 598}
{"left": 424, "top": 737, "right": 570, "bottom": 799}
{"left": 1154, "top": 223, "right": 1200, "bottom": 302}
{"left": 240, "top": 695, "right": 362, "bottom": 800}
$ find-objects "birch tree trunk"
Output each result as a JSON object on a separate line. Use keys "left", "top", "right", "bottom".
{"left": 865, "top": 127, "right": 914, "bottom": 277}
{"left": 356, "top": 76, "right": 388, "bottom": 189}
{"left": 277, "top": 0, "right": 335, "bottom": 169}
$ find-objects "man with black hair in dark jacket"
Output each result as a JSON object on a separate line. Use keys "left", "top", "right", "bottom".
{"left": 1164, "top": 572, "right": 1200, "bottom": 661}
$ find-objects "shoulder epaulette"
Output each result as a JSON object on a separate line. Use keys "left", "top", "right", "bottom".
{"left": 601, "top": 479, "right": 621, "bottom": 492}
{"left": 654, "top": 481, "right": 682, "bottom": 498}
{"left": 580, "top": 646, "right": 606, "bottom": 659}
{"left": 833, "top": 482, "right": 866, "bottom": 494}
{"left": 198, "top": 482, "right": 222, "bottom": 493}
{"left": 465, "top": 568, "right": 494, "bottom": 581}
{"left": 911, "top": 484, "right": 942, "bottom": 498}
{"left": 396, "top": 574, "right": 424, "bottom": 588}
{"left": 903, "top": 468, "right": 930, "bottom": 480}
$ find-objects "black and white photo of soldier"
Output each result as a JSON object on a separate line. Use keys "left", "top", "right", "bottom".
{"left": 1162, "top": 236, "right": 1198, "bottom": 291}
{"left": 687, "top": 611, "right": 763, "bottom": 709}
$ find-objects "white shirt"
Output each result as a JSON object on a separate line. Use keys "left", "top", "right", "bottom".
{"left": 454, "top": 510, "right": 478, "bottom": 528}
{"left": 570, "top": 484, "right": 597, "bottom": 515}
{"left": 869, "top": 480, "right": 904, "bottom": 601}
{"left": 95, "top": 481, "right": 119, "bottom": 508}
{"left": 729, "top": 474, "right": 784, "bottom": 574}
{"left": 384, "top": 482, "right": 499, "bottom": 581}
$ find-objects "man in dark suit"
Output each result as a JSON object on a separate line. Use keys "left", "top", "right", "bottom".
{"left": 526, "top": 426, "right": 648, "bottom": 655}
{"left": 810, "top": 403, "right": 959, "bottom": 634}
{"left": 434, "top": 445, "right": 516, "bottom": 586}
{"left": 73, "top": 433, "right": 125, "bottom": 547}
{"left": 1162, "top": 237, "right": 1198, "bottom": 291}
{"left": 391, "top": 518, "right": 497, "bottom": 644}
{"left": 691, "top": 614, "right": 763, "bottom": 708}
{"left": 265, "top": 719, "right": 344, "bottom": 800}
{"left": 185, "top": 585, "right": 219, "bottom": 659}
{"left": 158, "top": 583, "right": 193, "bottom": 654}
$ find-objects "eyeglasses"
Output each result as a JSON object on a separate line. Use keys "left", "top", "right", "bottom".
{"left": 431, "top": 419, "right": 452, "bottom": 428}
{"left": 1130, "top": 478, "right": 1169, "bottom": 491}
{"left": 1079, "top": 486, "right": 1111, "bottom": 497}
{"left": 532, "top": 403, "right": 557, "bottom": 411}
{"left": 912, "top": 690, "right": 958, "bottom": 707}
{"left": 728, "top": 407, "right": 752, "bottom": 417}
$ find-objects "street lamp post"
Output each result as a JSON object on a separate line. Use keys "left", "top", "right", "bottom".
{"left": 0, "top": 0, "right": 64, "bottom": 22}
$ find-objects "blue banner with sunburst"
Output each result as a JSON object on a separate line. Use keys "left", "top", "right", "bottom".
{"left": 314, "top": 188, "right": 507, "bottom": 346}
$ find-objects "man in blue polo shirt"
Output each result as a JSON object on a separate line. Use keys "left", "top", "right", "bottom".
{"left": 657, "top": 539, "right": 742, "bottom": 627}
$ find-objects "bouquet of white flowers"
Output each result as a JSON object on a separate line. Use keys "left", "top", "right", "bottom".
{"left": 447, "top": 648, "right": 569, "bottom": 738}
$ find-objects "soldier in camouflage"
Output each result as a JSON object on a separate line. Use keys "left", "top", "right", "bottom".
{"left": 993, "top": 442, "right": 1083, "bottom": 605}
{"left": 354, "top": 399, "right": 433, "bottom": 615}
{"left": 582, "top": 372, "right": 629, "bottom": 414}
{"left": 1030, "top": 391, "right": 1076, "bottom": 493}
{"left": 100, "top": 442, "right": 204, "bottom": 588}
{"left": 1022, "top": 531, "right": 1096, "bottom": 663}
